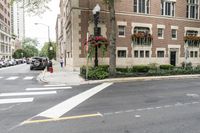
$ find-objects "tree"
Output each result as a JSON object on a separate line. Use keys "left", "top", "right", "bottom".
{"left": 103, "top": 0, "right": 117, "bottom": 76}
{"left": 22, "top": 38, "right": 39, "bottom": 57}
{"left": 39, "top": 42, "right": 57, "bottom": 60}
{"left": 13, "top": 49, "right": 27, "bottom": 59}
{"left": 11, "top": 0, "right": 51, "bottom": 15}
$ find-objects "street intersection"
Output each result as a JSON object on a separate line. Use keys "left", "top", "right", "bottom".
{"left": 1, "top": 64, "right": 200, "bottom": 133}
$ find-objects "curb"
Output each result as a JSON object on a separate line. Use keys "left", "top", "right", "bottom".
{"left": 37, "top": 69, "right": 200, "bottom": 85}
{"left": 80, "top": 74, "right": 200, "bottom": 85}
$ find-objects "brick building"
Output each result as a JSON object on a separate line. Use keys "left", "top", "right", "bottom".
{"left": 0, "top": 0, "right": 12, "bottom": 60}
{"left": 56, "top": 0, "right": 200, "bottom": 70}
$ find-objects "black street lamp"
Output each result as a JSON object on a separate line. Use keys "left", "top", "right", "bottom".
{"left": 93, "top": 4, "right": 101, "bottom": 67}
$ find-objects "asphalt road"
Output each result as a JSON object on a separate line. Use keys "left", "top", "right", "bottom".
{"left": 1, "top": 65, "right": 200, "bottom": 133}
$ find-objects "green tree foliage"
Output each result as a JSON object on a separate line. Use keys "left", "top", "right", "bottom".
{"left": 22, "top": 38, "right": 39, "bottom": 57}
{"left": 11, "top": 0, "right": 51, "bottom": 15}
{"left": 40, "top": 42, "right": 57, "bottom": 60}
{"left": 13, "top": 49, "right": 27, "bottom": 59}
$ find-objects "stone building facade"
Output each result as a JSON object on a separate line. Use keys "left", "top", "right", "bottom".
{"left": 56, "top": 0, "right": 200, "bottom": 69}
{"left": 0, "top": 0, "right": 12, "bottom": 60}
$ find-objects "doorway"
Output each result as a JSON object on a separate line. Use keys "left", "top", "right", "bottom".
{"left": 170, "top": 51, "right": 176, "bottom": 66}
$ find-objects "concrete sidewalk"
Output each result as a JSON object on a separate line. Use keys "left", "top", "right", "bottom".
{"left": 37, "top": 61, "right": 200, "bottom": 85}
{"left": 37, "top": 60, "right": 85, "bottom": 85}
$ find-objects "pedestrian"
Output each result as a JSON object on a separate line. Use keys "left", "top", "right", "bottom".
{"left": 60, "top": 57, "right": 64, "bottom": 68}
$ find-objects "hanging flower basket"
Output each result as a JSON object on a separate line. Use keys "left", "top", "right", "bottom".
{"left": 83, "top": 35, "right": 109, "bottom": 59}
{"left": 184, "top": 35, "right": 200, "bottom": 46}
{"left": 131, "top": 33, "right": 153, "bottom": 45}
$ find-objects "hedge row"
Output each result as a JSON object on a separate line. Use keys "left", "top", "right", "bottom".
{"left": 80, "top": 64, "right": 200, "bottom": 80}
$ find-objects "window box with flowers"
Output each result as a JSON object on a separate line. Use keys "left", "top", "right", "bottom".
{"left": 83, "top": 35, "right": 109, "bottom": 59}
{"left": 184, "top": 35, "right": 200, "bottom": 47}
{"left": 131, "top": 33, "right": 153, "bottom": 45}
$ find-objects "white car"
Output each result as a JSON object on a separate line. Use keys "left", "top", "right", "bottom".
{"left": 0, "top": 60, "right": 7, "bottom": 67}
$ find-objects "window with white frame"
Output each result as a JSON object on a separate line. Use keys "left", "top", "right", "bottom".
{"left": 195, "top": 51, "right": 198, "bottom": 57}
{"left": 145, "top": 50, "right": 150, "bottom": 57}
{"left": 186, "top": 30, "right": 198, "bottom": 36}
{"left": 161, "top": 0, "right": 175, "bottom": 16}
{"left": 171, "top": 29, "right": 177, "bottom": 39}
{"left": 134, "top": 50, "right": 139, "bottom": 58}
{"left": 118, "top": 25, "right": 125, "bottom": 37}
{"left": 190, "top": 51, "right": 198, "bottom": 58}
{"left": 134, "top": 0, "right": 150, "bottom": 14}
{"left": 117, "top": 50, "right": 127, "bottom": 58}
{"left": 187, "top": 0, "right": 199, "bottom": 19}
{"left": 140, "top": 50, "right": 144, "bottom": 58}
{"left": 158, "top": 28, "right": 164, "bottom": 38}
{"left": 157, "top": 51, "right": 165, "bottom": 57}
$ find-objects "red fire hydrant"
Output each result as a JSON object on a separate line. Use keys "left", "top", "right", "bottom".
{"left": 49, "top": 67, "right": 53, "bottom": 73}
{"left": 47, "top": 60, "right": 53, "bottom": 73}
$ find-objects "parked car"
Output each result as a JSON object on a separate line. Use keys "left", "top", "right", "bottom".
{"left": 0, "top": 60, "right": 8, "bottom": 67}
{"left": 16, "top": 59, "right": 23, "bottom": 64}
{"left": 26, "top": 58, "right": 31, "bottom": 64}
{"left": 11, "top": 59, "right": 17, "bottom": 65}
{"left": 30, "top": 57, "right": 48, "bottom": 70}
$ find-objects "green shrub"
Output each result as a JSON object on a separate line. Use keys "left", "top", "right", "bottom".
{"left": 88, "top": 67, "right": 109, "bottom": 80}
{"left": 149, "top": 63, "right": 159, "bottom": 70}
{"left": 80, "top": 65, "right": 87, "bottom": 77}
{"left": 132, "top": 65, "right": 150, "bottom": 73}
{"left": 97, "top": 65, "right": 109, "bottom": 72}
{"left": 181, "top": 61, "right": 192, "bottom": 68}
{"left": 160, "top": 64, "right": 174, "bottom": 70}
{"left": 116, "top": 67, "right": 132, "bottom": 73}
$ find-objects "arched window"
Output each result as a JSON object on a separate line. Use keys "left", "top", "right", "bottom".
{"left": 133, "top": 0, "right": 150, "bottom": 14}
{"left": 186, "top": 0, "right": 199, "bottom": 19}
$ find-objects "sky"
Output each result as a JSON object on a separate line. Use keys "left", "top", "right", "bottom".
{"left": 25, "top": 0, "right": 60, "bottom": 50}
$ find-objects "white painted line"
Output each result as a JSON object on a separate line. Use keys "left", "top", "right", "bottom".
{"left": 23, "top": 76, "right": 34, "bottom": 80}
{"left": 26, "top": 87, "right": 72, "bottom": 91}
{"left": 0, "top": 77, "right": 3, "bottom": 79}
{"left": 37, "top": 82, "right": 113, "bottom": 119}
{"left": 156, "top": 106, "right": 162, "bottom": 109}
{"left": 0, "top": 98, "right": 34, "bottom": 104}
{"left": 135, "top": 115, "right": 141, "bottom": 118}
{"left": 0, "top": 91, "right": 57, "bottom": 97}
{"left": 186, "top": 93, "right": 199, "bottom": 98}
{"left": 44, "top": 84, "right": 67, "bottom": 87}
{"left": 6, "top": 76, "right": 19, "bottom": 80}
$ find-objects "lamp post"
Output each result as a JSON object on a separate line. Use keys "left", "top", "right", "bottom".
{"left": 93, "top": 4, "right": 101, "bottom": 67}
{"left": 34, "top": 23, "right": 53, "bottom": 59}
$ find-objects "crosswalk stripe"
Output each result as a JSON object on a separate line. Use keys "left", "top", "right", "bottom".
{"left": 44, "top": 84, "right": 67, "bottom": 87}
{"left": 26, "top": 87, "right": 72, "bottom": 91}
{"left": 6, "top": 76, "right": 19, "bottom": 80}
{"left": 0, "top": 91, "right": 57, "bottom": 97}
{"left": 23, "top": 76, "right": 34, "bottom": 80}
{"left": 37, "top": 83, "right": 113, "bottom": 119}
{"left": 0, "top": 98, "right": 34, "bottom": 104}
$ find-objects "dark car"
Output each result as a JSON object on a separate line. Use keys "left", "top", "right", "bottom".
{"left": 30, "top": 57, "right": 48, "bottom": 70}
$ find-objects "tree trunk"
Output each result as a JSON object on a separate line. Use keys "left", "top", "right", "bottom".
{"left": 108, "top": 1, "right": 116, "bottom": 77}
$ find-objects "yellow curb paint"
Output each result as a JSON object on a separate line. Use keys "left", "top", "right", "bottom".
{"left": 22, "top": 113, "right": 102, "bottom": 125}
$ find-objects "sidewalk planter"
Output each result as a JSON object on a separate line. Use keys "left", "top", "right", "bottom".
{"left": 80, "top": 64, "right": 200, "bottom": 80}
{"left": 80, "top": 65, "right": 109, "bottom": 80}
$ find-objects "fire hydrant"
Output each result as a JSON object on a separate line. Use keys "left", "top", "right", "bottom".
{"left": 49, "top": 67, "right": 53, "bottom": 73}
{"left": 47, "top": 60, "right": 53, "bottom": 73}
